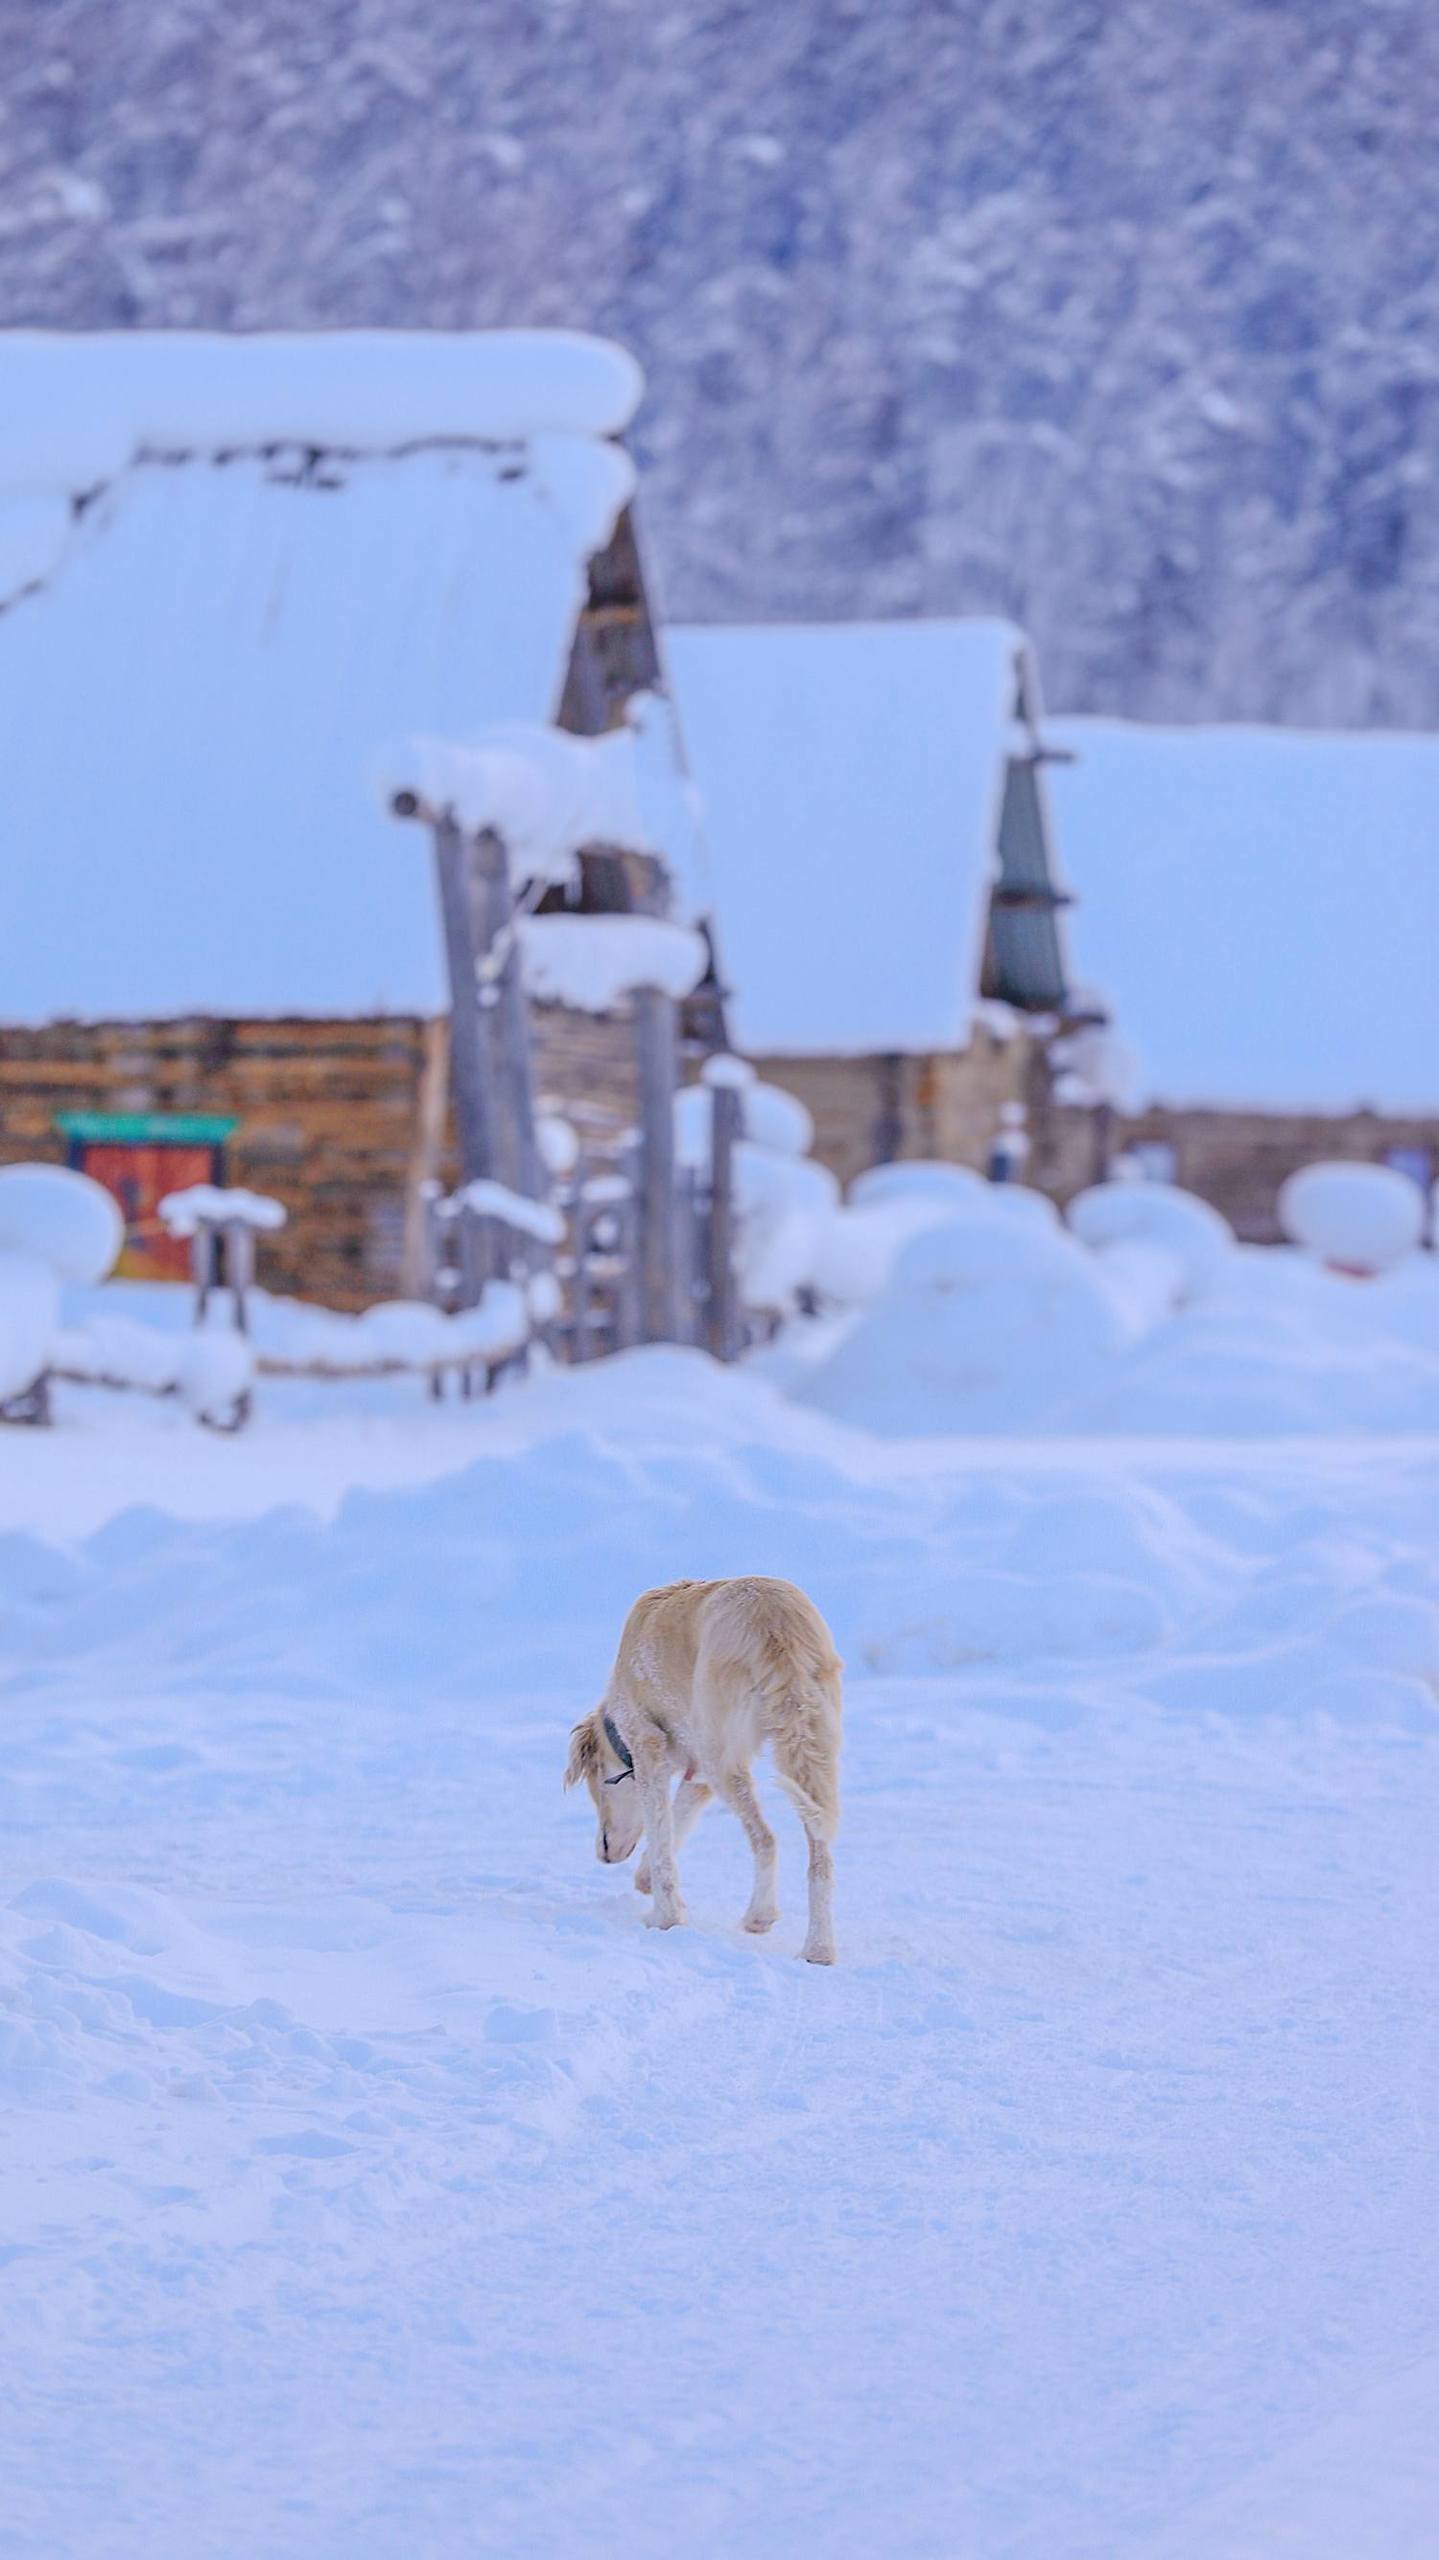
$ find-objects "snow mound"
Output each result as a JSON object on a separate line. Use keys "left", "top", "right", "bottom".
{"left": 816, "top": 1173, "right": 1058, "bottom": 1310}
{"left": 734, "top": 1145, "right": 841, "bottom": 1311}
{"left": 0, "top": 1248, "right": 59, "bottom": 1402}
{"left": 1068, "top": 1180, "right": 1233, "bottom": 1296}
{"left": 849, "top": 1159, "right": 992, "bottom": 1212}
{"left": 1280, "top": 1161, "right": 1426, "bottom": 1275}
{"left": 799, "top": 1212, "right": 1124, "bottom": 1433}
{"left": 0, "top": 1164, "right": 123, "bottom": 1283}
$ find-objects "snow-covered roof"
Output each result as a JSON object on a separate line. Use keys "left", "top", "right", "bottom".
{"left": 1049, "top": 718, "right": 1439, "bottom": 1114}
{"left": 0, "top": 330, "right": 648, "bottom": 1024}
{"left": 663, "top": 619, "right": 1025, "bottom": 1056}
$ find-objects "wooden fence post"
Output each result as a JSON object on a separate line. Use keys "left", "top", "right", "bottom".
{"left": 223, "top": 1219, "right": 255, "bottom": 1334}
{"left": 633, "top": 987, "right": 681, "bottom": 1342}
{"left": 613, "top": 1135, "right": 644, "bottom": 1352}
{"left": 429, "top": 812, "right": 498, "bottom": 1197}
{"left": 569, "top": 1176, "right": 592, "bottom": 1365}
{"left": 706, "top": 1079, "right": 743, "bottom": 1362}
{"left": 471, "top": 826, "right": 545, "bottom": 1202}
{"left": 189, "top": 1224, "right": 214, "bottom": 1321}
{"left": 675, "top": 1162, "right": 703, "bottom": 1345}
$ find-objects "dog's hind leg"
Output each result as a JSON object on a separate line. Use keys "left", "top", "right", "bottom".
{"left": 798, "top": 1822, "right": 837, "bottom": 1965}
{"left": 636, "top": 1774, "right": 712, "bottom": 1896}
{"left": 772, "top": 1714, "right": 840, "bottom": 1964}
{"left": 713, "top": 1766, "right": 779, "bottom": 1935}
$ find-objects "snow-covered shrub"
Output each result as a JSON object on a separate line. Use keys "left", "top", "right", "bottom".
{"left": 0, "top": 1164, "right": 123, "bottom": 1284}
{"left": 1280, "top": 1162, "right": 1426, "bottom": 1276}
{"left": 799, "top": 1211, "right": 1125, "bottom": 1434}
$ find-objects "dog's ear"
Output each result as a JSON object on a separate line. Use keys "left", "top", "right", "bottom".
{"left": 564, "top": 1714, "right": 603, "bottom": 1792}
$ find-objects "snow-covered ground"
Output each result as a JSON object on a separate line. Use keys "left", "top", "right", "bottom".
{"left": 2, "top": 1327, "right": 1436, "bottom": 2557}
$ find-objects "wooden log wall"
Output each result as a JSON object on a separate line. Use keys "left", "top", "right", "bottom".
{"left": 0, "top": 1004, "right": 643, "bottom": 1311}
{"left": 737, "top": 1040, "right": 1438, "bottom": 1239}
{"left": 745, "top": 1022, "right": 1039, "bottom": 1194}
{"left": 1101, "top": 1104, "right": 1439, "bottom": 1241}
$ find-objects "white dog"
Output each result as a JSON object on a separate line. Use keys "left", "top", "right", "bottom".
{"left": 565, "top": 1576, "right": 843, "bottom": 1963}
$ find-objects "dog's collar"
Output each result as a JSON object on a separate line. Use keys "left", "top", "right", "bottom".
{"left": 602, "top": 1713, "right": 634, "bottom": 1783}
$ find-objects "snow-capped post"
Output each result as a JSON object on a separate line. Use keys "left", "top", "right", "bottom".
{"left": 158, "top": 1186, "right": 285, "bottom": 1430}
{"left": 394, "top": 796, "right": 501, "bottom": 1290}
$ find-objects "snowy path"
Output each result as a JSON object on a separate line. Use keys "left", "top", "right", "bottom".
{"left": 1, "top": 1353, "right": 1436, "bottom": 2557}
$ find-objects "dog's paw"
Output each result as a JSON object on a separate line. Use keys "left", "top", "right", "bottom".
{"left": 800, "top": 1939, "right": 837, "bottom": 1966}
{"left": 742, "top": 1904, "right": 779, "bottom": 1935}
{"left": 634, "top": 1861, "right": 652, "bottom": 1895}
{"left": 644, "top": 1903, "right": 688, "bottom": 1931}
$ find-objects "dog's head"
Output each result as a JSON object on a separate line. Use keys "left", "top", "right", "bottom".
{"left": 564, "top": 1709, "right": 644, "bottom": 1865}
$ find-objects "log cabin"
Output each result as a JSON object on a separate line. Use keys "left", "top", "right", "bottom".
{"left": 1046, "top": 718, "right": 1439, "bottom": 1236}
{"left": 0, "top": 330, "right": 716, "bottom": 1305}
{"left": 662, "top": 617, "right": 1091, "bottom": 1192}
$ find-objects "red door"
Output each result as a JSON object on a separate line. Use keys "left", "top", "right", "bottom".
{"left": 83, "top": 1143, "right": 214, "bottom": 1281}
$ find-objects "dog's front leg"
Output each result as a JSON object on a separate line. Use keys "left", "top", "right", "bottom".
{"left": 636, "top": 1774, "right": 712, "bottom": 1896}
{"left": 635, "top": 1742, "right": 688, "bottom": 1930}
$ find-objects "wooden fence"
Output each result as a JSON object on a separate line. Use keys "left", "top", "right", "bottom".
{"left": 393, "top": 789, "right": 745, "bottom": 1369}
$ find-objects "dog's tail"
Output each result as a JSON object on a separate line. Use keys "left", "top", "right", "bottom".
{"left": 703, "top": 1578, "right": 843, "bottom": 1841}
{"left": 770, "top": 1676, "right": 843, "bottom": 1843}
